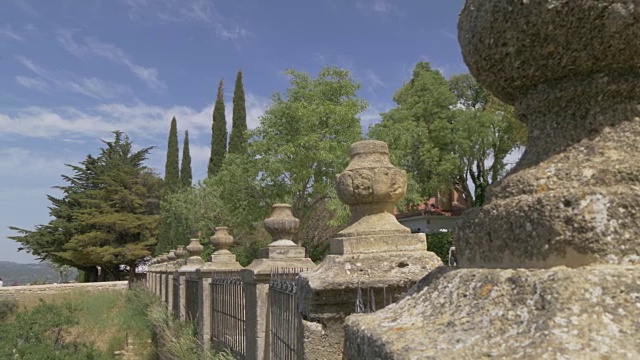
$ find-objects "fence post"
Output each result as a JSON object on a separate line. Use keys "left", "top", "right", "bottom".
{"left": 157, "top": 253, "right": 168, "bottom": 302}
{"left": 165, "top": 250, "right": 178, "bottom": 310}
{"left": 199, "top": 227, "right": 243, "bottom": 351}
{"left": 177, "top": 238, "right": 204, "bottom": 322}
{"left": 296, "top": 140, "right": 444, "bottom": 359}
{"left": 242, "top": 204, "right": 316, "bottom": 360}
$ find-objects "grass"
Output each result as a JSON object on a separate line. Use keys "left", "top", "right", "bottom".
{"left": 1, "top": 286, "right": 156, "bottom": 359}
{"left": 146, "top": 297, "right": 234, "bottom": 360}
{"left": 1, "top": 285, "right": 234, "bottom": 359}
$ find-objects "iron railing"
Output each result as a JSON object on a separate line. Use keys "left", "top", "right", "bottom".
{"left": 185, "top": 276, "right": 200, "bottom": 324}
{"left": 354, "top": 281, "right": 410, "bottom": 314}
{"left": 269, "top": 268, "right": 308, "bottom": 360}
{"left": 165, "top": 275, "right": 170, "bottom": 304}
{"left": 211, "top": 270, "right": 246, "bottom": 356}
{"left": 172, "top": 274, "right": 180, "bottom": 319}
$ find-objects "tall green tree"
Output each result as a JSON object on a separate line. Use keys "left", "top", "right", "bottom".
{"left": 229, "top": 69, "right": 248, "bottom": 155}
{"left": 164, "top": 117, "right": 180, "bottom": 193}
{"left": 368, "top": 63, "right": 527, "bottom": 208}
{"left": 163, "top": 66, "right": 367, "bottom": 265}
{"left": 180, "top": 130, "right": 192, "bottom": 187}
{"left": 10, "top": 132, "right": 162, "bottom": 281}
{"left": 252, "top": 66, "right": 367, "bottom": 243}
{"left": 208, "top": 79, "right": 227, "bottom": 177}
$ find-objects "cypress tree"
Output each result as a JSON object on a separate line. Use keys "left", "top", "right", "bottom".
{"left": 208, "top": 79, "right": 227, "bottom": 177}
{"left": 229, "top": 69, "right": 248, "bottom": 155}
{"left": 180, "top": 130, "right": 192, "bottom": 187}
{"left": 164, "top": 116, "right": 180, "bottom": 192}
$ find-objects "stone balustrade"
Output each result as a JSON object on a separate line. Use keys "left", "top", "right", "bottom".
{"left": 145, "top": 139, "right": 444, "bottom": 359}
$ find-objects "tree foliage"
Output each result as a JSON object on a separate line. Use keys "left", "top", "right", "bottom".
{"left": 10, "top": 132, "right": 162, "bottom": 281}
{"left": 162, "top": 67, "right": 366, "bottom": 264}
{"left": 164, "top": 117, "right": 180, "bottom": 193}
{"left": 180, "top": 130, "right": 192, "bottom": 188}
{"left": 368, "top": 62, "right": 527, "bottom": 207}
{"left": 208, "top": 79, "right": 227, "bottom": 178}
{"left": 229, "top": 69, "right": 248, "bottom": 155}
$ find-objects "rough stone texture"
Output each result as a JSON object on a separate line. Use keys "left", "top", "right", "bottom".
{"left": 298, "top": 252, "right": 442, "bottom": 360}
{"left": 335, "top": 140, "right": 409, "bottom": 239}
{"left": 299, "top": 140, "right": 444, "bottom": 359}
{"left": 342, "top": 2, "right": 640, "bottom": 358}
{"left": 344, "top": 265, "right": 640, "bottom": 359}
{"left": 454, "top": 0, "right": 640, "bottom": 268}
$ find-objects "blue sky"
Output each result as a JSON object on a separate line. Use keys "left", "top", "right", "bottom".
{"left": 0, "top": 0, "right": 467, "bottom": 263}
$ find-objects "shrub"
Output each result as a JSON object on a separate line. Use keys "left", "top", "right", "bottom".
{"left": 0, "top": 299, "right": 102, "bottom": 359}
{"left": 0, "top": 298, "right": 18, "bottom": 321}
{"left": 428, "top": 231, "right": 453, "bottom": 264}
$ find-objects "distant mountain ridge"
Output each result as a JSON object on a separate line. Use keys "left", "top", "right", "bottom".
{"left": 0, "top": 261, "right": 78, "bottom": 286}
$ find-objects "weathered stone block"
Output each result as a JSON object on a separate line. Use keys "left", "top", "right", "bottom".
{"left": 344, "top": 265, "right": 640, "bottom": 359}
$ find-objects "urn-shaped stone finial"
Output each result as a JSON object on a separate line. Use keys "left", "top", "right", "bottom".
{"left": 210, "top": 227, "right": 234, "bottom": 254}
{"left": 159, "top": 253, "right": 169, "bottom": 263}
{"left": 175, "top": 246, "right": 187, "bottom": 259}
{"left": 335, "top": 140, "right": 409, "bottom": 237}
{"left": 167, "top": 250, "right": 177, "bottom": 262}
{"left": 264, "top": 204, "right": 300, "bottom": 246}
{"left": 184, "top": 238, "right": 204, "bottom": 267}
{"left": 186, "top": 238, "right": 204, "bottom": 257}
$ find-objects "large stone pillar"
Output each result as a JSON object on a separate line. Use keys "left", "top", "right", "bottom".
{"left": 242, "top": 204, "right": 316, "bottom": 360}
{"left": 198, "top": 227, "right": 243, "bottom": 350}
{"left": 297, "top": 140, "right": 443, "bottom": 359}
{"left": 344, "top": 2, "right": 640, "bottom": 358}
{"left": 178, "top": 238, "right": 204, "bottom": 322}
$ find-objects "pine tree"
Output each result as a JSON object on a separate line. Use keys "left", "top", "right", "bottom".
{"left": 208, "top": 79, "right": 227, "bottom": 177}
{"left": 164, "top": 117, "right": 180, "bottom": 192}
{"left": 10, "top": 132, "right": 162, "bottom": 281}
{"left": 229, "top": 69, "right": 248, "bottom": 155}
{"left": 180, "top": 130, "right": 192, "bottom": 187}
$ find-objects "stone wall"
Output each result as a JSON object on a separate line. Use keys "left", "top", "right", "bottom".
{"left": 0, "top": 281, "right": 128, "bottom": 300}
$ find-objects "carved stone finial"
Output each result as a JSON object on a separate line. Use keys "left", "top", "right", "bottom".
{"left": 454, "top": 0, "right": 640, "bottom": 268}
{"left": 159, "top": 253, "right": 169, "bottom": 263}
{"left": 335, "top": 140, "right": 409, "bottom": 237}
{"left": 175, "top": 246, "right": 187, "bottom": 259}
{"left": 264, "top": 204, "right": 300, "bottom": 246}
{"left": 167, "top": 250, "right": 177, "bottom": 262}
{"left": 185, "top": 238, "right": 204, "bottom": 266}
{"left": 210, "top": 227, "right": 234, "bottom": 254}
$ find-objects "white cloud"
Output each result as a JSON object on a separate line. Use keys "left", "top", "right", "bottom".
{"left": 122, "top": 0, "right": 250, "bottom": 41}
{"left": 56, "top": 30, "right": 165, "bottom": 90}
{"left": 15, "top": 56, "right": 131, "bottom": 99}
{"left": 0, "top": 24, "right": 24, "bottom": 42}
{"left": 356, "top": 0, "right": 400, "bottom": 16}
{"left": 0, "top": 147, "right": 68, "bottom": 178}
{"left": 15, "top": 76, "right": 48, "bottom": 92}
{"left": 360, "top": 102, "right": 394, "bottom": 131}
{"left": 0, "top": 93, "right": 270, "bottom": 140}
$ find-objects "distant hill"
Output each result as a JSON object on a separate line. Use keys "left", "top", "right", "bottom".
{"left": 0, "top": 261, "right": 78, "bottom": 286}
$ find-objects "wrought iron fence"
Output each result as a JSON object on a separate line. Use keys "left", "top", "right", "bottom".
{"left": 172, "top": 274, "right": 180, "bottom": 319}
{"left": 185, "top": 276, "right": 200, "bottom": 324}
{"left": 269, "top": 268, "right": 309, "bottom": 360}
{"left": 165, "top": 275, "right": 170, "bottom": 304}
{"left": 354, "top": 281, "right": 410, "bottom": 314}
{"left": 211, "top": 270, "right": 246, "bottom": 356}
